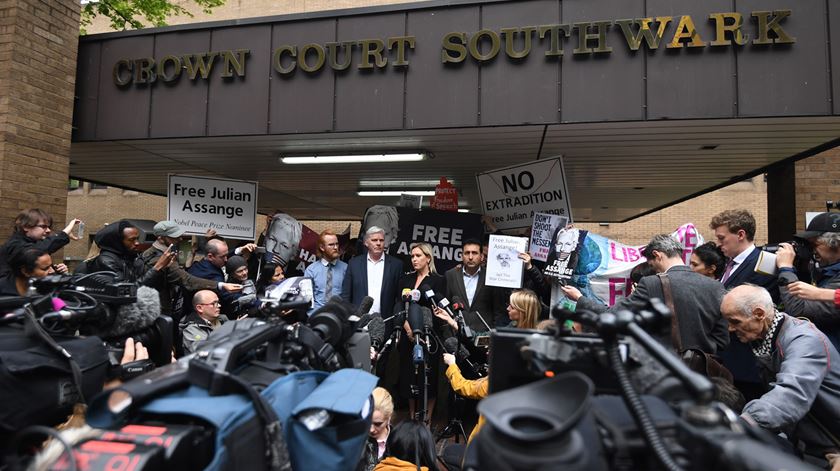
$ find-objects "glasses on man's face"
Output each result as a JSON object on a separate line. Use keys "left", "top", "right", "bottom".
{"left": 34, "top": 224, "right": 51, "bottom": 230}
{"left": 199, "top": 300, "right": 221, "bottom": 307}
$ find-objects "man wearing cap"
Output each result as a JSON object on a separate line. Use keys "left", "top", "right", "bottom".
{"left": 140, "top": 221, "right": 242, "bottom": 326}
{"left": 776, "top": 212, "right": 840, "bottom": 352}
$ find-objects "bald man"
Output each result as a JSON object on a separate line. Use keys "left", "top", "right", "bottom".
{"left": 180, "top": 290, "right": 229, "bottom": 354}
{"left": 721, "top": 285, "right": 840, "bottom": 465}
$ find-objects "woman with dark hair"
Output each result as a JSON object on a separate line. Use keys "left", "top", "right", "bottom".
{"left": 374, "top": 420, "right": 439, "bottom": 471}
{"left": 396, "top": 242, "right": 447, "bottom": 422}
{"left": 690, "top": 242, "right": 726, "bottom": 280}
{"left": 255, "top": 262, "right": 285, "bottom": 294}
{"left": 0, "top": 248, "right": 56, "bottom": 296}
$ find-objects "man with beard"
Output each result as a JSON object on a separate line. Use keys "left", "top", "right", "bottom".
{"left": 305, "top": 229, "right": 348, "bottom": 315}
{"left": 86, "top": 220, "right": 173, "bottom": 286}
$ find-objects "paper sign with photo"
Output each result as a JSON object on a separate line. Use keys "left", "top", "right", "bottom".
{"left": 486, "top": 235, "right": 529, "bottom": 288}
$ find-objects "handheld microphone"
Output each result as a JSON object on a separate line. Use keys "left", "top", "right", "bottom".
{"left": 444, "top": 337, "right": 479, "bottom": 374}
{"left": 422, "top": 285, "right": 456, "bottom": 318}
{"left": 410, "top": 289, "right": 421, "bottom": 303}
{"left": 421, "top": 306, "right": 433, "bottom": 348}
{"left": 450, "top": 296, "right": 473, "bottom": 338}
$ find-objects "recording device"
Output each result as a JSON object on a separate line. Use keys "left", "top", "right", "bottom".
{"left": 444, "top": 337, "right": 486, "bottom": 377}
{"left": 462, "top": 299, "right": 817, "bottom": 471}
{"left": 450, "top": 298, "right": 473, "bottom": 338}
{"left": 34, "top": 272, "right": 138, "bottom": 305}
{"left": 76, "top": 221, "right": 85, "bottom": 240}
{"left": 167, "top": 243, "right": 178, "bottom": 254}
{"left": 254, "top": 246, "right": 267, "bottom": 255}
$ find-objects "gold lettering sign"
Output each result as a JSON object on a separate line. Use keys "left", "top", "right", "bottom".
{"left": 112, "top": 10, "right": 796, "bottom": 87}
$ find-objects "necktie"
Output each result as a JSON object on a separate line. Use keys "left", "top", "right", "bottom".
{"left": 325, "top": 263, "right": 333, "bottom": 299}
{"left": 721, "top": 259, "right": 736, "bottom": 284}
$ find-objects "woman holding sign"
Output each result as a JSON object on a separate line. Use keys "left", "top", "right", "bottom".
{"left": 395, "top": 242, "right": 447, "bottom": 423}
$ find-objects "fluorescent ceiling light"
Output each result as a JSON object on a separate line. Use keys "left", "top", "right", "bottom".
{"left": 280, "top": 153, "right": 425, "bottom": 164}
{"left": 359, "top": 179, "right": 448, "bottom": 188}
{"left": 357, "top": 190, "right": 436, "bottom": 197}
{"left": 458, "top": 209, "right": 470, "bottom": 213}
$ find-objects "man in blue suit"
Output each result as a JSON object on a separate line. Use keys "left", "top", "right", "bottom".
{"left": 711, "top": 209, "right": 778, "bottom": 400}
{"left": 341, "top": 226, "right": 403, "bottom": 324}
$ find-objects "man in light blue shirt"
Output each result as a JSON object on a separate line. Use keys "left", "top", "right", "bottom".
{"left": 305, "top": 230, "right": 347, "bottom": 315}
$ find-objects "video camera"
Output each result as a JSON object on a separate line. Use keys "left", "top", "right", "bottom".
{"left": 36, "top": 278, "right": 377, "bottom": 471}
{"left": 463, "top": 299, "right": 819, "bottom": 471}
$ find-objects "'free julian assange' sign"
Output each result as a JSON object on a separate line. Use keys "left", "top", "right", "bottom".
{"left": 168, "top": 175, "right": 258, "bottom": 239}
{"left": 476, "top": 157, "right": 572, "bottom": 231}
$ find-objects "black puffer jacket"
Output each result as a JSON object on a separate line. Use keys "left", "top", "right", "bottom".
{"left": 0, "top": 231, "right": 70, "bottom": 277}
{"left": 85, "top": 221, "right": 162, "bottom": 287}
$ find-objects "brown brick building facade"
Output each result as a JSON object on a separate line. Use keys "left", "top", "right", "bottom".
{"left": 0, "top": 0, "right": 78, "bottom": 252}
{"left": 4, "top": 0, "right": 835, "bottom": 263}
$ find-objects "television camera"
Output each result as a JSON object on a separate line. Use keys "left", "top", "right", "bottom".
{"left": 462, "top": 298, "right": 819, "bottom": 471}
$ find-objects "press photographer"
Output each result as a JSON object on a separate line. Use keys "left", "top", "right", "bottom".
{"left": 776, "top": 210, "right": 840, "bottom": 352}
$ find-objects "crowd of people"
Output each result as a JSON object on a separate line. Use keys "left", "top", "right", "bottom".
{"left": 4, "top": 205, "right": 840, "bottom": 470}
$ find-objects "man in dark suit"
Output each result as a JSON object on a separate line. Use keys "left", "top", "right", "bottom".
{"left": 341, "top": 226, "right": 403, "bottom": 324}
{"left": 445, "top": 239, "right": 502, "bottom": 333}
{"left": 711, "top": 209, "right": 778, "bottom": 300}
{"left": 711, "top": 209, "right": 778, "bottom": 399}
{"left": 566, "top": 234, "right": 729, "bottom": 355}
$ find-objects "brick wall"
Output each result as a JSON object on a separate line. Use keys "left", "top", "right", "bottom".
{"left": 795, "top": 146, "right": 840, "bottom": 228}
{"left": 0, "top": 0, "right": 79, "bottom": 258}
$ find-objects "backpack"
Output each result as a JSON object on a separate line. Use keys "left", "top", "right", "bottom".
{"left": 88, "top": 368, "right": 378, "bottom": 471}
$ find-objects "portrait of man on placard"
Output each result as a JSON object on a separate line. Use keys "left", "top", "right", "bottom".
{"left": 544, "top": 225, "right": 583, "bottom": 282}
{"left": 362, "top": 205, "right": 399, "bottom": 252}
{"left": 265, "top": 212, "right": 303, "bottom": 268}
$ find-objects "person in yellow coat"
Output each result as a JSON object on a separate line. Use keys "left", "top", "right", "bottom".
{"left": 442, "top": 352, "right": 488, "bottom": 443}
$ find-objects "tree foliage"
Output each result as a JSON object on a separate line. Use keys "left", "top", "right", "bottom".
{"left": 81, "top": 0, "right": 226, "bottom": 34}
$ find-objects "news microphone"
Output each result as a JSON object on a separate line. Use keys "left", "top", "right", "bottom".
{"left": 407, "top": 302, "right": 424, "bottom": 335}
{"left": 356, "top": 296, "right": 374, "bottom": 316}
{"left": 401, "top": 288, "right": 412, "bottom": 317}
{"left": 422, "top": 285, "right": 457, "bottom": 318}
{"left": 450, "top": 296, "right": 473, "bottom": 338}
{"left": 444, "top": 337, "right": 478, "bottom": 373}
{"left": 91, "top": 286, "right": 162, "bottom": 339}
{"left": 410, "top": 289, "right": 421, "bottom": 303}
{"left": 367, "top": 315, "right": 386, "bottom": 350}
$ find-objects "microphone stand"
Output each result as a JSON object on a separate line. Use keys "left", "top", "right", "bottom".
{"left": 411, "top": 329, "right": 430, "bottom": 424}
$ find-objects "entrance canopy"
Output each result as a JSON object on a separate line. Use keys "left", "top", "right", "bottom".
{"left": 70, "top": 0, "right": 840, "bottom": 221}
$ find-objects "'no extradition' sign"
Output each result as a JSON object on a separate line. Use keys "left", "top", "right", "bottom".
{"left": 476, "top": 157, "right": 572, "bottom": 230}
{"left": 168, "top": 174, "right": 258, "bottom": 240}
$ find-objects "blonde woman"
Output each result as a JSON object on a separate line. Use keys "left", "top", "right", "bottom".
{"left": 396, "top": 242, "right": 447, "bottom": 422}
{"left": 361, "top": 387, "right": 394, "bottom": 471}
{"left": 507, "top": 289, "right": 540, "bottom": 329}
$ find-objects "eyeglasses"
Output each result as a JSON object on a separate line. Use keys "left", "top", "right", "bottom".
{"left": 199, "top": 301, "right": 221, "bottom": 307}
{"left": 34, "top": 224, "right": 51, "bottom": 229}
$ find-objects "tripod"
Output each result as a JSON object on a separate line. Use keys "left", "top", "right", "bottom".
{"left": 434, "top": 390, "right": 469, "bottom": 444}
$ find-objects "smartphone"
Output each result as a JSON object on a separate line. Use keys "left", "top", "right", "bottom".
{"left": 76, "top": 221, "right": 85, "bottom": 239}
{"left": 254, "top": 246, "right": 267, "bottom": 255}
{"left": 168, "top": 243, "right": 178, "bottom": 254}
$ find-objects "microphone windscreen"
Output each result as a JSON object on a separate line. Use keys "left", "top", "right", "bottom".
{"left": 356, "top": 313, "right": 373, "bottom": 328}
{"left": 421, "top": 306, "right": 433, "bottom": 330}
{"left": 410, "top": 289, "right": 421, "bottom": 302}
{"left": 443, "top": 337, "right": 459, "bottom": 354}
{"left": 451, "top": 296, "right": 465, "bottom": 310}
{"left": 356, "top": 296, "right": 374, "bottom": 317}
{"left": 98, "top": 286, "right": 161, "bottom": 339}
{"left": 443, "top": 337, "right": 472, "bottom": 361}
{"left": 237, "top": 293, "right": 257, "bottom": 306}
{"left": 407, "top": 303, "right": 424, "bottom": 334}
{"left": 367, "top": 315, "right": 386, "bottom": 348}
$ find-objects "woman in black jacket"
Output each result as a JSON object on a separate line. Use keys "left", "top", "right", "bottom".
{"left": 395, "top": 242, "right": 448, "bottom": 422}
{"left": 84, "top": 220, "right": 172, "bottom": 287}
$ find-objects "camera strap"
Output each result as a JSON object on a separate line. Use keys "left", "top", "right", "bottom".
{"left": 656, "top": 273, "right": 682, "bottom": 351}
{"left": 22, "top": 307, "right": 86, "bottom": 404}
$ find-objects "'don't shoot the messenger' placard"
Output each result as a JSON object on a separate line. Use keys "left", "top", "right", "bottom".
{"left": 529, "top": 212, "right": 568, "bottom": 262}
{"left": 476, "top": 157, "right": 572, "bottom": 231}
{"left": 168, "top": 174, "right": 258, "bottom": 239}
{"left": 486, "top": 234, "right": 529, "bottom": 289}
